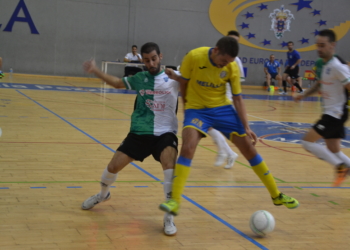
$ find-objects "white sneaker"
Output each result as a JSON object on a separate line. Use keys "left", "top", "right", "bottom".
{"left": 81, "top": 192, "right": 111, "bottom": 210}
{"left": 279, "top": 91, "right": 287, "bottom": 95}
{"left": 214, "top": 153, "right": 227, "bottom": 167}
{"left": 163, "top": 213, "right": 177, "bottom": 236}
{"left": 224, "top": 153, "right": 238, "bottom": 169}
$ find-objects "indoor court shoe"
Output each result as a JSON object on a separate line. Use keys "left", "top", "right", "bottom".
{"left": 224, "top": 152, "right": 238, "bottom": 169}
{"left": 159, "top": 199, "right": 179, "bottom": 216}
{"left": 279, "top": 91, "right": 287, "bottom": 95}
{"left": 214, "top": 153, "right": 227, "bottom": 167}
{"left": 272, "top": 193, "right": 299, "bottom": 209}
{"left": 333, "top": 164, "right": 350, "bottom": 187}
{"left": 163, "top": 213, "right": 177, "bottom": 236}
{"left": 0, "top": 72, "right": 4, "bottom": 77}
{"left": 81, "top": 192, "right": 111, "bottom": 210}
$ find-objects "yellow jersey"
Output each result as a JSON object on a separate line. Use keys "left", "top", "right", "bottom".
{"left": 180, "top": 47, "right": 241, "bottom": 109}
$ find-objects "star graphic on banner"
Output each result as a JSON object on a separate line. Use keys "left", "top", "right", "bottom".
{"left": 299, "top": 38, "right": 309, "bottom": 44}
{"left": 311, "top": 9, "right": 321, "bottom": 16}
{"left": 280, "top": 41, "right": 288, "bottom": 48}
{"left": 243, "top": 12, "right": 254, "bottom": 19}
{"left": 258, "top": 3, "right": 268, "bottom": 10}
{"left": 246, "top": 33, "right": 256, "bottom": 39}
{"left": 317, "top": 20, "right": 327, "bottom": 26}
{"left": 261, "top": 39, "right": 271, "bottom": 46}
{"left": 312, "top": 29, "right": 319, "bottom": 36}
{"left": 239, "top": 22, "right": 250, "bottom": 29}
{"left": 291, "top": 0, "right": 313, "bottom": 11}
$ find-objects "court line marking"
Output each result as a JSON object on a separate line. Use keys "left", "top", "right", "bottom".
{"left": 16, "top": 89, "right": 269, "bottom": 250}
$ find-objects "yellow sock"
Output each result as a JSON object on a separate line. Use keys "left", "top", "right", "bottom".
{"left": 171, "top": 157, "right": 192, "bottom": 204}
{"left": 249, "top": 154, "right": 280, "bottom": 198}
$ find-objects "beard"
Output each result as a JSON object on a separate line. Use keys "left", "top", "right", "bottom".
{"left": 147, "top": 63, "right": 161, "bottom": 75}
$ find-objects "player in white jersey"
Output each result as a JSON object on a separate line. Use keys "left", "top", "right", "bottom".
{"left": 81, "top": 42, "right": 179, "bottom": 236}
{"left": 208, "top": 31, "right": 244, "bottom": 169}
{"left": 294, "top": 29, "right": 350, "bottom": 186}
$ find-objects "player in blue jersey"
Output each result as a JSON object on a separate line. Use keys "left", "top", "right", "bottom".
{"left": 264, "top": 54, "right": 282, "bottom": 92}
{"left": 282, "top": 41, "right": 303, "bottom": 94}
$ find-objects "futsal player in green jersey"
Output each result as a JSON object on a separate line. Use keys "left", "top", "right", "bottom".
{"left": 160, "top": 36, "right": 299, "bottom": 215}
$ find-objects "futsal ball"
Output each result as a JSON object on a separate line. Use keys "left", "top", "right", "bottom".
{"left": 249, "top": 210, "right": 275, "bottom": 236}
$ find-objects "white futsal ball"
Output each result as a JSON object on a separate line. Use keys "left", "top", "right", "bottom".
{"left": 249, "top": 210, "right": 275, "bottom": 236}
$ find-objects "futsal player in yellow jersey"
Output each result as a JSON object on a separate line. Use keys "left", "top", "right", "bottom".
{"left": 160, "top": 36, "right": 299, "bottom": 215}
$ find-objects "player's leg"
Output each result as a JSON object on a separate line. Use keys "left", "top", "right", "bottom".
{"left": 0, "top": 57, "right": 4, "bottom": 77}
{"left": 281, "top": 73, "right": 289, "bottom": 94}
{"left": 276, "top": 74, "right": 283, "bottom": 92}
{"left": 231, "top": 134, "right": 299, "bottom": 209}
{"left": 81, "top": 151, "right": 133, "bottom": 209}
{"left": 208, "top": 127, "right": 238, "bottom": 168}
{"left": 154, "top": 134, "right": 178, "bottom": 236}
{"left": 266, "top": 73, "right": 271, "bottom": 91}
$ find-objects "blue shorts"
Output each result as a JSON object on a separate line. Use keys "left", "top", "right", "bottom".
{"left": 183, "top": 105, "right": 246, "bottom": 140}
{"left": 270, "top": 73, "right": 278, "bottom": 79}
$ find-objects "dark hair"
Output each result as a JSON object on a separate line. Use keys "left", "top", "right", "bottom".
{"left": 287, "top": 41, "right": 294, "bottom": 45}
{"left": 227, "top": 30, "right": 240, "bottom": 37}
{"left": 216, "top": 36, "right": 239, "bottom": 58}
{"left": 132, "top": 45, "right": 137, "bottom": 49}
{"left": 141, "top": 42, "right": 160, "bottom": 56}
{"left": 318, "top": 29, "right": 337, "bottom": 43}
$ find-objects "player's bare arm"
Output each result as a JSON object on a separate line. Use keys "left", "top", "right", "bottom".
{"left": 232, "top": 95, "right": 258, "bottom": 145}
{"left": 293, "top": 81, "right": 320, "bottom": 102}
{"left": 83, "top": 59, "right": 124, "bottom": 88}
{"left": 165, "top": 68, "right": 188, "bottom": 105}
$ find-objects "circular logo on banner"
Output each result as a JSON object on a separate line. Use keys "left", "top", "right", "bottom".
{"left": 209, "top": 0, "right": 350, "bottom": 52}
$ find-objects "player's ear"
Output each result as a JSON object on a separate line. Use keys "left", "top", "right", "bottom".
{"left": 159, "top": 53, "right": 163, "bottom": 61}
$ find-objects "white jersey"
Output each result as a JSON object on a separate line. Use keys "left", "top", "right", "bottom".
{"left": 123, "top": 70, "right": 179, "bottom": 136}
{"left": 226, "top": 57, "right": 245, "bottom": 101}
{"left": 124, "top": 52, "right": 142, "bottom": 67}
{"left": 316, "top": 56, "right": 350, "bottom": 119}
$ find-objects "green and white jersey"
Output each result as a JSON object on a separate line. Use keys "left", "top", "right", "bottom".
{"left": 122, "top": 70, "right": 179, "bottom": 136}
{"left": 314, "top": 56, "right": 350, "bottom": 119}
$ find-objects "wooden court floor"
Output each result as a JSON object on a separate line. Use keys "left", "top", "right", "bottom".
{"left": 1, "top": 74, "right": 350, "bottom": 250}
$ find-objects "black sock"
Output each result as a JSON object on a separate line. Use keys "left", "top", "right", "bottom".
{"left": 283, "top": 81, "right": 287, "bottom": 92}
{"left": 293, "top": 83, "right": 303, "bottom": 91}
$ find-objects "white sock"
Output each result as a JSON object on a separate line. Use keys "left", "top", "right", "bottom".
{"left": 163, "top": 169, "right": 174, "bottom": 201}
{"left": 99, "top": 167, "right": 118, "bottom": 199}
{"left": 208, "top": 129, "right": 235, "bottom": 155}
{"left": 335, "top": 152, "right": 350, "bottom": 167}
{"left": 301, "top": 141, "right": 343, "bottom": 166}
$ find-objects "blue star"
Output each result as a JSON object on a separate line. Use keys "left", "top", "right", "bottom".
{"left": 291, "top": 0, "right": 313, "bottom": 11}
{"left": 299, "top": 38, "right": 309, "bottom": 44}
{"left": 246, "top": 33, "right": 256, "bottom": 39}
{"left": 310, "top": 9, "right": 321, "bottom": 16}
{"left": 280, "top": 41, "right": 288, "bottom": 48}
{"left": 258, "top": 3, "right": 268, "bottom": 10}
{"left": 312, "top": 29, "right": 319, "bottom": 36}
{"left": 243, "top": 12, "right": 254, "bottom": 19}
{"left": 317, "top": 20, "right": 327, "bottom": 26}
{"left": 261, "top": 39, "right": 271, "bottom": 46}
{"left": 239, "top": 22, "right": 249, "bottom": 29}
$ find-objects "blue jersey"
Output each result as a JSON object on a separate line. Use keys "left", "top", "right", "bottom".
{"left": 264, "top": 60, "right": 280, "bottom": 74}
{"left": 286, "top": 50, "right": 301, "bottom": 67}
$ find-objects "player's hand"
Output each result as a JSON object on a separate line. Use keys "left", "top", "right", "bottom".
{"left": 165, "top": 68, "right": 178, "bottom": 80}
{"left": 83, "top": 59, "right": 97, "bottom": 74}
{"left": 293, "top": 93, "right": 304, "bottom": 102}
{"left": 246, "top": 128, "right": 258, "bottom": 146}
{"left": 291, "top": 65, "right": 295, "bottom": 69}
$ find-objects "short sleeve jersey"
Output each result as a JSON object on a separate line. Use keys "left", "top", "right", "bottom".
{"left": 314, "top": 56, "right": 350, "bottom": 119}
{"left": 264, "top": 60, "right": 280, "bottom": 74}
{"left": 124, "top": 52, "right": 142, "bottom": 61}
{"left": 286, "top": 50, "right": 301, "bottom": 67}
{"left": 180, "top": 47, "right": 241, "bottom": 109}
{"left": 122, "top": 70, "right": 179, "bottom": 136}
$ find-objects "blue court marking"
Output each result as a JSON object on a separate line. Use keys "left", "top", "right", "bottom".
{"left": 17, "top": 90, "right": 267, "bottom": 250}
{"left": 183, "top": 195, "right": 269, "bottom": 250}
{"left": 67, "top": 186, "right": 82, "bottom": 188}
{"left": 110, "top": 186, "right": 116, "bottom": 188}
{"left": 134, "top": 186, "right": 148, "bottom": 188}
{"left": 30, "top": 187, "right": 46, "bottom": 189}
{"left": 0, "top": 187, "right": 9, "bottom": 189}
{"left": 185, "top": 186, "right": 293, "bottom": 188}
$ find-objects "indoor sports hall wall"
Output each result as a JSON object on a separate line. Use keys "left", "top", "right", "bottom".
{"left": 0, "top": 0, "right": 349, "bottom": 86}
